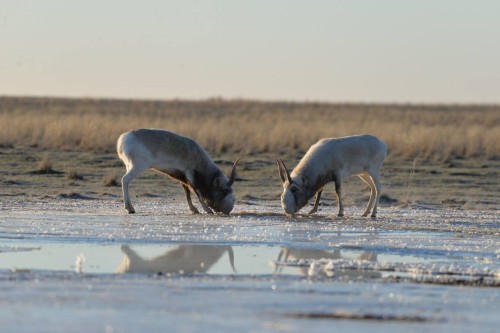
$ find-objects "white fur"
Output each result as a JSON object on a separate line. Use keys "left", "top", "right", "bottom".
{"left": 281, "top": 190, "right": 296, "bottom": 215}
{"left": 117, "top": 129, "right": 238, "bottom": 214}
{"left": 278, "top": 134, "right": 387, "bottom": 217}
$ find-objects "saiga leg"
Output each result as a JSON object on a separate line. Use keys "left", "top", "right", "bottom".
{"left": 358, "top": 173, "right": 376, "bottom": 217}
{"left": 334, "top": 177, "right": 344, "bottom": 217}
{"left": 185, "top": 170, "right": 213, "bottom": 214}
{"left": 181, "top": 183, "right": 200, "bottom": 214}
{"left": 121, "top": 164, "right": 147, "bottom": 214}
{"left": 308, "top": 188, "right": 323, "bottom": 214}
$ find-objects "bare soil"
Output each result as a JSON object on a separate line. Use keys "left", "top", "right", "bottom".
{"left": 0, "top": 148, "right": 498, "bottom": 212}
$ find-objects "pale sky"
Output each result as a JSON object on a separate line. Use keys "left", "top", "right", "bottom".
{"left": 1, "top": 0, "right": 499, "bottom": 104}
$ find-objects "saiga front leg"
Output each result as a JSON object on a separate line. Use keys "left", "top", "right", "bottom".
{"left": 308, "top": 188, "right": 323, "bottom": 214}
{"left": 185, "top": 171, "right": 213, "bottom": 214}
{"left": 181, "top": 183, "right": 200, "bottom": 214}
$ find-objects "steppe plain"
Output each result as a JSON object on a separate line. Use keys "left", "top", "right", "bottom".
{"left": 0, "top": 97, "right": 499, "bottom": 332}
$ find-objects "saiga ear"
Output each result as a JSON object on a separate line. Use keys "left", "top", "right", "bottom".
{"left": 276, "top": 159, "right": 292, "bottom": 183}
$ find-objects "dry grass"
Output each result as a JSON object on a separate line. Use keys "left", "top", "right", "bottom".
{"left": 102, "top": 173, "right": 120, "bottom": 187}
{"left": 36, "top": 155, "right": 55, "bottom": 174}
{"left": 401, "top": 159, "right": 417, "bottom": 207}
{"left": 1, "top": 97, "right": 498, "bottom": 160}
{"left": 65, "top": 167, "right": 83, "bottom": 181}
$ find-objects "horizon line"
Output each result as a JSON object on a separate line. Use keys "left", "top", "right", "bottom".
{"left": 1, "top": 94, "right": 499, "bottom": 108}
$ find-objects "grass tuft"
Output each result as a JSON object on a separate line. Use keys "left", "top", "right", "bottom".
{"left": 36, "top": 156, "right": 55, "bottom": 174}
{"left": 401, "top": 159, "right": 417, "bottom": 207}
{"left": 65, "top": 167, "right": 83, "bottom": 180}
{"left": 103, "top": 173, "right": 120, "bottom": 187}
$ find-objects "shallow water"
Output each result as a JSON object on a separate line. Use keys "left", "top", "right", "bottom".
{"left": 1, "top": 241, "right": 495, "bottom": 282}
{"left": 0, "top": 199, "right": 498, "bottom": 332}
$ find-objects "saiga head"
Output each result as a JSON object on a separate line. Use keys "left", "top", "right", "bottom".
{"left": 210, "top": 159, "right": 239, "bottom": 214}
{"left": 277, "top": 159, "right": 308, "bottom": 216}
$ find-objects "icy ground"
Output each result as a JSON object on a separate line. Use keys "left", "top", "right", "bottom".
{"left": 0, "top": 198, "right": 499, "bottom": 333}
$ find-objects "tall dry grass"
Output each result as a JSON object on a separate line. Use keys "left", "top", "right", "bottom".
{"left": 0, "top": 96, "right": 498, "bottom": 160}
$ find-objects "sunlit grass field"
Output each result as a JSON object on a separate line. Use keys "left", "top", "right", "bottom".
{"left": 1, "top": 96, "right": 498, "bottom": 161}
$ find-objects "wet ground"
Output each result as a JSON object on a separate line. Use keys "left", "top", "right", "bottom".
{"left": 0, "top": 199, "right": 499, "bottom": 332}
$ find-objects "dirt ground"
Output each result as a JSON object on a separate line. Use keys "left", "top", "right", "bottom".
{"left": 0, "top": 148, "right": 498, "bottom": 213}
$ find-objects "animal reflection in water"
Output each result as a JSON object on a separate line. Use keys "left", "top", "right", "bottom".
{"left": 116, "top": 244, "right": 235, "bottom": 274}
{"left": 274, "top": 248, "right": 379, "bottom": 278}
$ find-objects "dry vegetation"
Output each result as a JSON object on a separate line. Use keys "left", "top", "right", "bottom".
{"left": 35, "top": 155, "right": 56, "bottom": 174}
{"left": 102, "top": 173, "right": 120, "bottom": 187}
{"left": 65, "top": 166, "right": 83, "bottom": 181}
{"left": 0, "top": 97, "right": 499, "bottom": 160}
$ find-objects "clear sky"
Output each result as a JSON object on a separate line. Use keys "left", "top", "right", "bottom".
{"left": 1, "top": 0, "right": 499, "bottom": 104}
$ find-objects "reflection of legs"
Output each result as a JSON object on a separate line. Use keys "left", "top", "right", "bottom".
{"left": 334, "top": 178, "right": 344, "bottom": 217}
{"left": 181, "top": 184, "right": 200, "bottom": 214}
{"left": 308, "top": 188, "right": 323, "bottom": 214}
{"left": 121, "top": 165, "right": 146, "bottom": 214}
{"left": 358, "top": 173, "right": 376, "bottom": 217}
{"left": 185, "top": 171, "right": 213, "bottom": 214}
{"left": 275, "top": 248, "right": 290, "bottom": 273}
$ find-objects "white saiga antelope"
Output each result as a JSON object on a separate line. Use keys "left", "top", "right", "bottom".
{"left": 117, "top": 129, "right": 239, "bottom": 214}
{"left": 277, "top": 134, "right": 387, "bottom": 217}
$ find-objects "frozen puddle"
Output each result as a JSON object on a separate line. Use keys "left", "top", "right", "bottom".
{"left": 0, "top": 204, "right": 499, "bottom": 332}
{"left": 1, "top": 240, "right": 498, "bottom": 286}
